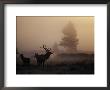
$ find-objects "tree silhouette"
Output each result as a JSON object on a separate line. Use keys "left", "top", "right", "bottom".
{"left": 60, "top": 21, "right": 78, "bottom": 53}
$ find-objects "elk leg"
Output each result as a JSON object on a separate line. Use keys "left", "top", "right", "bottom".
{"left": 42, "top": 62, "right": 44, "bottom": 68}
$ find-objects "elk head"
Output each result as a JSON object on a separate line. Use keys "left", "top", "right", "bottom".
{"left": 42, "top": 45, "right": 53, "bottom": 55}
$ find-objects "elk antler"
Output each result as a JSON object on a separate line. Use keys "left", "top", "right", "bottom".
{"left": 42, "top": 45, "right": 51, "bottom": 52}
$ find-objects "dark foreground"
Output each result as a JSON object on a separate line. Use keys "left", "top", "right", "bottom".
{"left": 16, "top": 63, "right": 94, "bottom": 74}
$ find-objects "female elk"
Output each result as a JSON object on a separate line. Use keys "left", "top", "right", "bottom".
{"left": 20, "top": 54, "right": 30, "bottom": 65}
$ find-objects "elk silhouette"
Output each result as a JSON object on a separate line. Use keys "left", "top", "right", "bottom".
{"left": 34, "top": 45, "right": 53, "bottom": 66}
{"left": 20, "top": 54, "right": 30, "bottom": 65}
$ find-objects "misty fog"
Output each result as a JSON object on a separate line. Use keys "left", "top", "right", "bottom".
{"left": 17, "top": 16, "right": 94, "bottom": 54}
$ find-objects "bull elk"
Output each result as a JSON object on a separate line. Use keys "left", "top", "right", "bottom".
{"left": 34, "top": 45, "right": 53, "bottom": 66}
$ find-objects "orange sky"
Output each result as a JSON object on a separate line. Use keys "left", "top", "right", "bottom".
{"left": 16, "top": 16, "right": 94, "bottom": 52}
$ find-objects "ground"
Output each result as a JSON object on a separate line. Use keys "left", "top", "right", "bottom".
{"left": 16, "top": 53, "right": 94, "bottom": 74}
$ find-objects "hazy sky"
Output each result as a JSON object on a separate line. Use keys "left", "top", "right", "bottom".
{"left": 17, "top": 16, "right": 94, "bottom": 52}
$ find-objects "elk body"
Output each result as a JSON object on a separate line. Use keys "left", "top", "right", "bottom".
{"left": 34, "top": 45, "right": 53, "bottom": 66}
{"left": 20, "top": 54, "right": 30, "bottom": 65}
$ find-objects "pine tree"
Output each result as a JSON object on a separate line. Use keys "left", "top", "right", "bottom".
{"left": 60, "top": 21, "right": 78, "bottom": 53}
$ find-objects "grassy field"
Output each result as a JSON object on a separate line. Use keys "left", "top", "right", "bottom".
{"left": 16, "top": 53, "right": 94, "bottom": 74}
{"left": 16, "top": 63, "right": 94, "bottom": 74}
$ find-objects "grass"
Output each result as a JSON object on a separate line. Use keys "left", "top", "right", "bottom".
{"left": 16, "top": 53, "right": 94, "bottom": 74}
{"left": 16, "top": 63, "right": 94, "bottom": 74}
